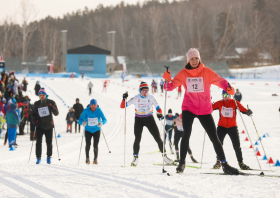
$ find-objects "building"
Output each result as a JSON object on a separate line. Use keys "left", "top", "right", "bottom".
{"left": 66, "top": 45, "right": 111, "bottom": 78}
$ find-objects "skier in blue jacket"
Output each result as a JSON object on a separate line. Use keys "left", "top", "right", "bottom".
{"left": 165, "top": 109, "right": 177, "bottom": 153}
{"left": 78, "top": 99, "right": 107, "bottom": 165}
{"left": 6, "top": 103, "right": 20, "bottom": 150}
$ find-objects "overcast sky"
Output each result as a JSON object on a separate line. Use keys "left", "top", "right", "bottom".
{"left": 0, "top": 0, "right": 142, "bottom": 23}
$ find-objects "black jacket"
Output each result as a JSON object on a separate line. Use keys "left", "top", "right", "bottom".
{"left": 234, "top": 92, "right": 242, "bottom": 102}
{"left": 34, "top": 84, "right": 41, "bottom": 96}
{"left": 73, "top": 103, "right": 84, "bottom": 119}
{"left": 31, "top": 99, "right": 59, "bottom": 130}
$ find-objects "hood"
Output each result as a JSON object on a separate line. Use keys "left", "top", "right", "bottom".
{"left": 10, "top": 103, "right": 17, "bottom": 110}
{"left": 183, "top": 63, "right": 205, "bottom": 77}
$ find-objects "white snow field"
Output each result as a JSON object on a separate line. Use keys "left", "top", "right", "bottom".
{"left": 1, "top": 76, "right": 280, "bottom": 198}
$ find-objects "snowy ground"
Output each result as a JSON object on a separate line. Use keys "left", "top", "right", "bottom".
{"left": 0, "top": 76, "right": 280, "bottom": 198}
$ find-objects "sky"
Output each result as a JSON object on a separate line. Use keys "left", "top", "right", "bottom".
{"left": 0, "top": 0, "right": 142, "bottom": 23}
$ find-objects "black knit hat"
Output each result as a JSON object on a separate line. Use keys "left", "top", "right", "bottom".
{"left": 168, "top": 109, "right": 172, "bottom": 113}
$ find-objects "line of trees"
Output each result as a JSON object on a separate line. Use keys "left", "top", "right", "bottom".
{"left": 0, "top": 0, "right": 280, "bottom": 68}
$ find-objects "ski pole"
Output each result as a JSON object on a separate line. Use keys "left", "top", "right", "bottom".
{"left": 28, "top": 134, "right": 35, "bottom": 163}
{"left": 232, "top": 96, "right": 263, "bottom": 174}
{"left": 53, "top": 124, "right": 61, "bottom": 161}
{"left": 162, "top": 66, "right": 169, "bottom": 173}
{"left": 159, "top": 121, "right": 175, "bottom": 154}
{"left": 248, "top": 105, "right": 273, "bottom": 172}
{"left": 124, "top": 92, "right": 127, "bottom": 167}
{"left": 200, "top": 131, "right": 206, "bottom": 168}
{"left": 78, "top": 128, "right": 85, "bottom": 165}
{"left": 101, "top": 127, "right": 111, "bottom": 153}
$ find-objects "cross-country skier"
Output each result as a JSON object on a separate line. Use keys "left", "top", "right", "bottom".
{"left": 174, "top": 113, "right": 198, "bottom": 163}
{"left": 212, "top": 90, "right": 252, "bottom": 170}
{"left": 234, "top": 89, "right": 242, "bottom": 102}
{"left": 120, "top": 81, "right": 174, "bottom": 166}
{"left": 88, "top": 81, "right": 93, "bottom": 95}
{"left": 73, "top": 98, "right": 84, "bottom": 133}
{"left": 78, "top": 99, "right": 107, "bottom": 165}
{"left": 6, "top": 103, "right": 19, "bottom": 150}
{"left": 164, "top": 109, "right": 177, "bottom": 152}
{"left": 163, "top": 48, "right": 239, "bottom": 174}
{"left": 31, "top": 88, "right": 59, "bottom": 164}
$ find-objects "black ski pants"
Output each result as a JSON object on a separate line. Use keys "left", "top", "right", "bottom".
{"left": 133, "top": 115, "right": 165, "bottom": 155}
{"left": 174, "top": 128, "right": 192, "bottom": 155}
{"left": 19, "top": 117, "right": 28, "bottom": 135}
{"left": 217, "top": 126, "right": 243, "bottom": 163}
{"left": 85, "top": 130, "right": 100, "bottom": 159}
{"left": 36, "top": 128, "right": 53, "bottom": 158}
{"left": 180, "top": 111, "right": 225, "bottom": 163}
{"left": 75, "top": 121, "right": 81, "bottom": 132}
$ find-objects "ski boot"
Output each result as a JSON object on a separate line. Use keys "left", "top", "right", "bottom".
{"left": 86, "top": 158, "right": 90, "bottom": 165}
{"left": 221, "top": 162, "right": 240, "bottom": 175}
{"left": 190, "top": 156, "right": 198, "bottom": 163}
{"left": 93, "top": 158, "right": 98, "bottom": 165}
{"left": 176, "top": 161, "right": 185, "bottom": 173}
{"left": 175, "top": 153, "right": 180, "bottom": 162}
{"left": 238, "top": 161, "right": 251, "bottom": 170}
{"left": 213, "top": 159, "right": 221, "bottom": 169}
{"left": 131, "top": 155, "right": 138, "bottom": 167}
{"left": 36, "top": 158, "right": 41, "bottom": 164}
{"left": 47, "top": 157, "right": 51, "bottom": 164}
{"left": 163, "top": 154, "right": 175, "bottom": 165}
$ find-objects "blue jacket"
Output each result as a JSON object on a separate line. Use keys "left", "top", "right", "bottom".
{"left": 78, "top": 106, "right": 107, "bottom": 133}
{"left": 6, "top": 103, "right": 20, "bottom": 128}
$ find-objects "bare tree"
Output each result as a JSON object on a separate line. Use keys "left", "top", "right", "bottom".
{"left": 0, "top": 17, "right": 17, "bottom": 57}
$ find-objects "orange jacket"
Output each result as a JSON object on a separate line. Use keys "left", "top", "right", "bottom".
{"left": 165, "top": 63, "right": 229, "bottom": 115}
{"left": 212, "top": 99, "right": 247, "bottom": 128}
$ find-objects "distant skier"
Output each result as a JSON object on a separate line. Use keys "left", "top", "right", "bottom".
{"left": 31, "top": 88, "right": 59, "bottom": 164}
{"left": 212, "top": 90, "right": 252, "bottom": 170}
{"left": 66, "top": 108, "right": 75, "bottom": 133}
{"left": 73, "top": 98, "right": 84, "bottom": 133}
{"left": 34, "top": 81, "right": 41, "bottom": 96}
{"left": 81, "top": 72, "right": 84, "bottom": 80}
{"left": 164, "top": 109, "right": 177, "bottom": 153}
{"left": 120, "top": 82, "right": 174, "bottom": 166}
{"left": 102, "top": 81, "right": 108, "bottom": 93}
{"left": 234, "top": 89, "right": 242, "bottom": 102}
{"left": 163, "top": 48, "right": 239, "bottom": 174}
{"left": 160, "top": 79, "right": 164, "bottom": 93}
{"left": 121, "top": 72, "right": 125, "bottom": 83}
{"left": 88, "top": 81, "right": 93, "bottom": 95}
{"left": 78, "top": 99, "right": 107, "bottom": 165}
{"left": 70, "top": 73, "right": 75, "bottom": 81}
{"left": 174, "top": 113, "right": 197, "bottom": 163}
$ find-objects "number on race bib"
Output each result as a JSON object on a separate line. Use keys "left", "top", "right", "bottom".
{"left": 38, "top": 107, "right": 50, "bottom": 117}
{"left": 187, "top": 77, "right": 204, "bottom": 93}
{"left": 88, "top": 118, "right": 98, "bottom": 126}
{"left": 221, "top": 106, "right": 233, "bottom": 118}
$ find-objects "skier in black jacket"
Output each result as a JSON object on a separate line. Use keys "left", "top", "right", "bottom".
{"left": 73, "top": 98, "right": 84, "bottom": 133}
{"left": 34, "top": 81, "right": 41, "bottom": 96}
{"left": 31, "top": 88, "right": 59, "bottom": 164}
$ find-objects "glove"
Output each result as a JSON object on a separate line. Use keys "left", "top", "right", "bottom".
{"left": 49, "top": 105, "right": 54, "bottom": 111}
{"left": 163, "top": 70, "right": 171, "bottom": 82}
{"left": 97, "top": 122, "right": 102, "bottom": 127}
{"left": 157, "top": 112, "right": 163, "bottom": 120}
{"left": 247, "top": 109, "right": 253, "bottom": 116}
{"left": 123, "top": 92, "right": 128, "bottom": 100}
{"left": 82, "top": 121, "right": 87, "bottom": 127}
{"left": 226, "top": 86, "right": 235, "bottom": 95}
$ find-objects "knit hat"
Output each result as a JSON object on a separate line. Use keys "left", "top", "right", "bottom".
{"left": 187, "top": 48, "right": 201, "bottom": 63}
{"left": 38, "top": 88, "right": 48, "bottom": 96}
{"left": 168, "top": 109, "right": 172, "bottom": 113}
{"left": 139, "top": 82, "right": 149, "bottom": 91}
{"left": 90, "top": 99, "right": 97, "bottom": 105}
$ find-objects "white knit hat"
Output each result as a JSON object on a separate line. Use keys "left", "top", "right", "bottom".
{"left": 187, "top": 48, "right": 201, "bottom": 63}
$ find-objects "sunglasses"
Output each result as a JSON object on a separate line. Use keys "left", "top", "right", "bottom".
{"left": 222, "top": 93, "right": 230, "bottom": 98}
{"left": 141, "top": 90, "right": 149, "bottom": 93}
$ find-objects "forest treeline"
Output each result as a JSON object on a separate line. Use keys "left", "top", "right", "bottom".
{"left": 0, "top": 0, "right": 280, "bottom": 68}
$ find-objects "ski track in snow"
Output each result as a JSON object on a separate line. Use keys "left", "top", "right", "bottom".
{"left": 1, "top": 77, "right": 280, "bottom": 198}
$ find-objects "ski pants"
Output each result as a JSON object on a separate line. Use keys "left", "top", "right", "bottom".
{"left": 8, "top": 128, "right": 17, "bottom": 146}
{"left": 164, "top": 125, "right": 173, "bottom": 149}
{"left": 19, "top": 117, "right": 28, "bottom": 135}
{"left": 85, "top": 130, "right": 100, "bottom": 159}
{"left": 216, "top": 126, "right": 243, "bottom": 163}
{"left": 133, "top": 115, "right": 165, "bottom": 155}
{"left": 174, "top": 128, "right": 192, "bottom": 155}
{"left": 36, "top": 128, "right": 53, "bottom": 158}
{"left": 89, "top": 88, "right": 92, "bottom": 95}
{"left": 75, "top": 121, "right": 81, "bottom": 132}
{"left": 180, "top": 111, "right": 225, "bottom": 163}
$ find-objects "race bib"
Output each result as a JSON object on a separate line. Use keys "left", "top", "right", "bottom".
{"left": 88, "top": 118, "right": 98, "bottom": 126}
{"left": 38, "top": 107, "right": 50, "bottom": 117}
{"left": 187, "top": 77, "right": 204, "bottom": 92}
{"left": 221, "top": 106, "right": 233, "bottom": 118}
{"left": 166, "top": 120, "right": 173, "bottom": 125}
{"left": 177, "top": 125, "right": 184, "bottom": 131}
{"left": 138, "top": 104, "right": 149, "bottom": 113}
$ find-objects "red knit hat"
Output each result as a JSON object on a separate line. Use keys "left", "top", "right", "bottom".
{"left": 139, "top": 81, "right": 149, "bottom": 91}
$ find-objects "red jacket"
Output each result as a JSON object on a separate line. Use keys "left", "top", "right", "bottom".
{"left": 212, "top": 99, "right": 247, "bottom": 128}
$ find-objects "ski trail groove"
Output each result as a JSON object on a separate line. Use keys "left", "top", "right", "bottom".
{"left": 0, "top": 170, "right": 65, "bottom": 198}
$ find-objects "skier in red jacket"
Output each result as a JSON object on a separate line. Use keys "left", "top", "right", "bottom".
{"left": 212, "top": 90, "right": 253, "bottom": 170}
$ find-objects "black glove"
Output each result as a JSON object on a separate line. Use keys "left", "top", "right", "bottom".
{"left": 157, "top": 113, "right": 163, "bottom": 120}
{"left": 49, "top": 105, "right": 54, "bottom": 111}
{"left": 247, "top": 109, "right": 253, "bottom": 116}
{"left": 123, "top": 92, "right": 128, "bottom": 100}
